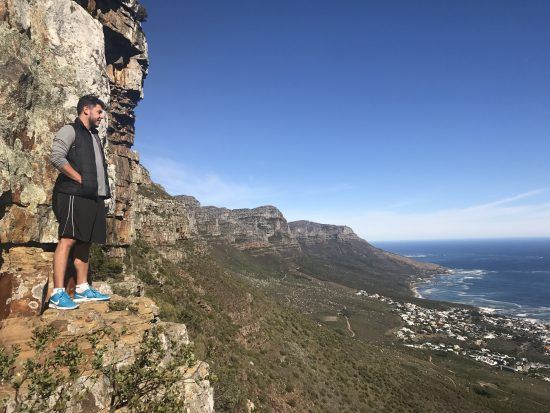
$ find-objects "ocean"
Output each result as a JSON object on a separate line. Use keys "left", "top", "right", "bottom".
{"left": 373, "top": 238, "right": 550, "bottom": 322}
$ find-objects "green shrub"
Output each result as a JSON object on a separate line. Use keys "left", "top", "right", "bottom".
{"left": 108, "top": 299, "right": 138, "bottom": 314}
{"left": 0, "top": 324, "right": 197, "bottom": 412}
{"left": 89, "top": 245, "right": 123, "bottom": 281}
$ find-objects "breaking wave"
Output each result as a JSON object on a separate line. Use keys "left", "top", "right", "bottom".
{"left": 416, "top": 269, "right": 550, "bottom": 321}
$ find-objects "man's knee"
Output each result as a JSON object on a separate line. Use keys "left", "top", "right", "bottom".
{"left": 58, "top": 237, "right": 77, "bottom": 249}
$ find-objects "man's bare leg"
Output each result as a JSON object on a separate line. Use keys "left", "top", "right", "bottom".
{"left": 73, "top": 241, "right": 91, "bottom": 286}
{"left": 53, "top": 237, "right": 77, "bottom": 288}
{"left": 50, "top": 237, "right": 80, "bottom": 309}
{"left": 72, "top": 242, "right": 109, "bottom": 302}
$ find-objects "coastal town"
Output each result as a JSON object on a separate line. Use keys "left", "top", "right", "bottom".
{"left": 355, "top": 290, "right": 550, "bottom": 382}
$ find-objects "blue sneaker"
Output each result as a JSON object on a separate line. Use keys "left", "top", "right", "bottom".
{"left": 73, "top": 287, "right": 110, "bottom": 303}
{"left": 49, "top": 290, "right": 79, "bottom": 310}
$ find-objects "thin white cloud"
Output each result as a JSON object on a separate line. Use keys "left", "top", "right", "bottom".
{"left": 140, "top": 156, "right": 275, "bottom": 208}
{"left": 463, "top": 188, "right": 547, "bottom": 211}
{"left": 284, "top": 189, "right": 550, "bottom": 241}
{"left": 139, "top": 155, "right": 356, "bottom": 208}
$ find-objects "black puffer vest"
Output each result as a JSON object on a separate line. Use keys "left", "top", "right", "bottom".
{"left": 53, "top": 117, "right": 111, "bottom": 199}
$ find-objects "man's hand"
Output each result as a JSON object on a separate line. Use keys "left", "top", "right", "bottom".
{"left": 59, "top": 163, "right": 82, "bottom": 184}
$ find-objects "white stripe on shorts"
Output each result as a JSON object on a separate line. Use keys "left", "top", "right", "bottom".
{"left": 71, "top": 195, "right": 75, "bottom": 237}
{"left": 61, "top": 194, "right": 75, "bottom": 236}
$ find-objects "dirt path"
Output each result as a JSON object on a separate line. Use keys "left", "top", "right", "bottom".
{"left": 345, "top": 316, "right": 355, "bottom": 338}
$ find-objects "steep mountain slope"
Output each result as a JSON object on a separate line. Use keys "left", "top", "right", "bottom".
{"left": 126, "top": 177, "right": 550, "bottom": 413}
{"left": 289, "top": 220, "right": 448, "bottom": 297}
{"left": 121, "top": 237, "right": 550, "bottom": 412}
{"left": 134, "top": 184, "right": 446, "bottom": 298}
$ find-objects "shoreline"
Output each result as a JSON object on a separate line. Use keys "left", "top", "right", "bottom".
{"left": 409, "top": 271, "right": 550, "bottom": 325}
{"left": 410, "top": 282, "right": 423, "bottom": 299}
{"left": 410, "top": 268, "right": 454, "bottom": 299}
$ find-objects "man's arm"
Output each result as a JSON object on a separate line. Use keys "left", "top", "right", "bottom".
{"left": 58, "top": 163, "right": 82, "bottom": 184}
{"left": 50, "top": 125, "right": 82, "bottom": 184}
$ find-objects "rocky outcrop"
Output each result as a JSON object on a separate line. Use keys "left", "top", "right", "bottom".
{"left": 133, "top": 182, "right": 195, "bottom": 248}
{"left": 134, "top": 189, "right": 302, "bottom": 256}
{"left": 76, "top": 0, "right": 150, "bottom": 249}
{"left": 288, "top": 220, "right": 361, "bottom": 244}
{"left": 0, "top": 295, "right": 214, "bottom": 412}
{"left": 194, "top": 205, "right": 300, "bottom": 254}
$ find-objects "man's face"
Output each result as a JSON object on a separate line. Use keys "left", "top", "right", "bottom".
{"left": 83, "top": 104, "right": 104, "bottom": 128}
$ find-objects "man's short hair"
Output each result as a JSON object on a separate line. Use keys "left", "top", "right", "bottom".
{"left": 77, "top": 94, "right": 106, "bottom": 114}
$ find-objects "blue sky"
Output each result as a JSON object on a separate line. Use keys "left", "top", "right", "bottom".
{"left": 134, "top": 0, "right": 550, "bottom": 241}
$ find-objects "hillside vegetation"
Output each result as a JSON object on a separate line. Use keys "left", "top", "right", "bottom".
{"left": 114, "top": 238, "right": 550, "bottom": 412}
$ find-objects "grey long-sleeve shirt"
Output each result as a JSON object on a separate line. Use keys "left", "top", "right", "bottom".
{"left": 50, "top": 125, "right": 107, "bottom": 196}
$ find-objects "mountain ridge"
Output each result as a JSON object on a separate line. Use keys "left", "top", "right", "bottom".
{"left": 135, "top": 188, "right": 447, "bottom": 293}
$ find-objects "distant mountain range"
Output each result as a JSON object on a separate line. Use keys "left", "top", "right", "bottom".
{"left": 135, "top": 179, "right": 447, "bottom": 297}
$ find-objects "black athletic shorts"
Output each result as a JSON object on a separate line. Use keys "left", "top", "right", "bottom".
{"left": 52, "top": 191, "right": 107, "bottom": 244}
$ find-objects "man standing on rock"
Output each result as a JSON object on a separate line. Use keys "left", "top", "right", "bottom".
{"left": 49, "top": 95, "right": 111, "bottom": 310}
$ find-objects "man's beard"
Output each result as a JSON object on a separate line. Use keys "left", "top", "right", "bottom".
{"left": 90, "top": 116, "right": 101, "bottom": 128}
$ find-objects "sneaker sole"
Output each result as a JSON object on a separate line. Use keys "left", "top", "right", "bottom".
{"left": 49, "top": 302, "right": 79, "bottom": 310}
{"left": 73, "top": 297, "right": 110, "bottom": 303}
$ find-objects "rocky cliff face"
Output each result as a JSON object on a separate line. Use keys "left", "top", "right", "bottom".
{"left": 136, "top": 189, "right": 363, "bottom": 257}
{"left": 194, "top": 205, "right": 300, "bottom": 254}
{"left": 134, "top": 188, "right": 302, "bottom": 257}
{"left": 288, "top": 220, "right": 360, "bottom": 244}
{"left": 0, "top": 0, "right": 151, "bottom": 317}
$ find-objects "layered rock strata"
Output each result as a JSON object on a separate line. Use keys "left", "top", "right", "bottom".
{"left": 135, "top": 189, "right": 302, "bottom": 257}
{"left": 288, "top": 220, "right": 360, "bottom": 244}
{"left": 0, "top": 2, "right": 214, "bottom": 411}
